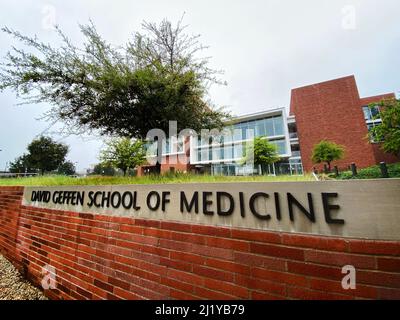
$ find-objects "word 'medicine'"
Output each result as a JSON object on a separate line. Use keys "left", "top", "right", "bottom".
{"left": 30, "top": 189, "right": 344, "bottom": 225}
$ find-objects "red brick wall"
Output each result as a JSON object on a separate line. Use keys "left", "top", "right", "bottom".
{"left": 371, "top": 144, "right": 400, "bottom": 165}
{"left": 138, "top": 157, "right": 193, "bottom": 177}
{"left": 138, "top": 137, "right": 193, "bottom": 176}
{"left": 359, "top": 94, "right": 395, "bottom": 106}
{"left": 290, "top": 76, "right": 378, "bottom": 172}
{"left": 1, "top": 186, "right": 400, "bottom": 300}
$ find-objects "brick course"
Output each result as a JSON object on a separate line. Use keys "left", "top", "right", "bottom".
{"left": 0, "top": 186, "right": 399, "bottom": 300}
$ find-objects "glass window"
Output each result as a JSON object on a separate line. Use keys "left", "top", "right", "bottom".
{"left": 233, "top": 127, "right": 243, "bottom": 141}
{"left": 170, "top": 136, "right": 184, "bottom": 153}
{"left": 255, "top": 119, "right": 266, "bottom": 137}
{"left": 273, "top": 116, "right": 284, "bottom": 136}
{"left": 212, "top": 147, "right": 222, "bottom": 161}
{"left": 167, "top": 139, "right": 171, "bottom": 154}
{"left": 209, "top": 135, "right": 220, "bottom": 146}
{"left": 145, "top": 141, "right": 157, "bottom": 157}
{"left": 289, "top": 158, "right": 302, "bottom": 165}
{"left": 272, "top": 140, "right": 286, "bottom": 155}
{"left": 223, "top": 146, "right": 234, "bottom": 160}
{"left": 363, "top": 106, "right": 370, "bottom": 120}
{"left": 234, "top": 144, "right": 243, "bottom": 159}
{"left": 367, "top": 124, "right": 376, "bottom": 142}
{"left": 198, "top": 136, "right": 203, "bottom": 147}
{"left": 363, "top": 106, "right": 380, "bottom": 120}
{"left": 367, "top": 122, "right": 383, "bottom": 142}
{"left": 241, "top": 122, "right": 248, "bottom": 140}
{"left": 371, "top": 106, "right": 380, "bottom": 118}
{"left": 223, "top": 129, "right": 233, "bottom": 144}
{"left": 265, "top": 118, "right": 274, "bottom": 136}
{"left": 162, "top": 138, "right": 170, "bottom": 154}
{"left": 176, "top": 136, "right": 184, "bottom": 153}
{"left": 200, "top": 148, "right": 209, "bottom": 162}
{"left": 161, "top": 141, "right": 166, "bottom": 154}
{"left": 247, "top": 121, "right": 256, "bottom": 138}
{"left": 242, "top": 142, "right": 248, "bottom": 158}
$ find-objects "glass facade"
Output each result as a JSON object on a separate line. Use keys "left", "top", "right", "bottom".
{"left": 146, "top": 136, "right": 185, "bottom": 157}
{"left": 210, "top": 161, "right": 303, "bottom": 176}
{"left": 194, "top": 114, "right": 287, "bottom": 164}
{"left": 190, "top": 111, "right": 304, "bottom": 176}
{"left": 271, "top": 140, "right": 287, "bottom": 155}
{"left": 144, "top": 109, "right": 304, "bottom": 176}
{"left": 232, "top": 115, "right": 285, "bottom": 139}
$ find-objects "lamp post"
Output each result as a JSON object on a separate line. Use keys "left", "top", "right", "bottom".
{"left": 74, "top": 162, "right": 78, "bottom": 176}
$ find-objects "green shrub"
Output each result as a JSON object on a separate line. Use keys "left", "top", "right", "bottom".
{"left": 336, "top": 163, "right": 400, "bottom": 180}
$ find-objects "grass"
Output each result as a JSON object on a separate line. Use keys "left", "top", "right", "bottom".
{"left": 0, "top": 172, "right": 314, "bottom": 186}
{"left": 3, "top": 163, "right": 399, "bottom": 186}
{"left": 330, "top": 162, "right": 400, "bottom": 180}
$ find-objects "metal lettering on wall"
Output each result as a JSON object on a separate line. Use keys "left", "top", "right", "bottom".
{"left": 22, "top": 180, "right": 400, "bottom": 240}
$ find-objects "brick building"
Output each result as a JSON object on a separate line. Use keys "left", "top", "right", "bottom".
{"left": 138, "top": 75, "right": 399, "bottom": 175}
{"left": 290, "top": 75, "right": 397, "bottom": 172}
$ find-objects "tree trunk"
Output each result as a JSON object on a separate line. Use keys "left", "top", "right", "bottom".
{"left": 155, "top": 162, "right": 161, "bottom": 175}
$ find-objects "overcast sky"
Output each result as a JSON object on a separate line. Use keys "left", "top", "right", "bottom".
{"left": 0, "top": 0, "right": 399, "bottom": 172}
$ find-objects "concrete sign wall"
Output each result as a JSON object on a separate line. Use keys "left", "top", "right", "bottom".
{"left": 22, "top": 179, "right": 400, "bottom": 240}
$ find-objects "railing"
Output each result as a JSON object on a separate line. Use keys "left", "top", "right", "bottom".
{"left": 0, "top": 173, "right": 38, "bottom": 178}
{"left": 289, "top": 132, "right": 298, "bottom": 139}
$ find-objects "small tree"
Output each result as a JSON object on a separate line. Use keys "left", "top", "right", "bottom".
{"left": 57, "top": 161, "right": 76, "bottom": 176}
{"left": 311, "top": 140, "right": 345, "bottom": 171}
{"left": 28, "top": 136, "right": 69, "bottom": 175}
{"left": 9, "top": 154, "right": 35, "bottom": 173}
{"left": 368, "top": 99, "right": 400, "bottom": 156}
{"left": 100, "top": 138, "right": 146, "bottom": 176}
{"left": 244, "top": 137, "right": 280, "bottom": 175}
{"left": 92, "top": 163, "right": 116, "bottom": 176}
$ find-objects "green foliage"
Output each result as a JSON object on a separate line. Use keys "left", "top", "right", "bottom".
{"left": 334, "top": 162, "right": 400, "bottom": 180}
{"left": 0, "top": 18, "right": 229, "bottom": 138}
{"left": 0, "top": 173, "right": 314, "bottom": 187}
{"left": 368, "top": 99, "right": 400, "bottom": 155}
{"left": 9, "top": 154, "right": 36, "bottom": 173}
{"left": 91, "top": 163, "right": 116, "bottom": 176}
{"left": 100, "top": 137, "right": 146, "bottom": 176}
{"left": 26, "top": 136, "right": 69, "bottom": 174}
{"left": 244, "top": 137, "right": 280, "bottom": 174}
{"left": 9, "top": 137, "right": 69, "bottom": 175}
{"left": 57, "top": 161, "right": 76, "bottom": 176}
{"left": 311, "top": 140, "right": 345, "bottom": 170}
